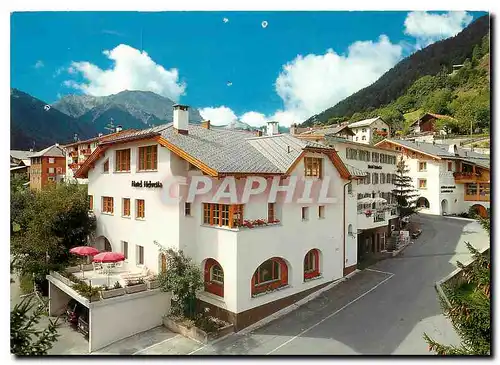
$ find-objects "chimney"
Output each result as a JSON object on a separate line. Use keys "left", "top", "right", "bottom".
{"left": 254, "top": 130, "right": 263, "bottom": 137}
{"left": 173, "top": 104, "right": 189, "bottom": 134}
{"left": 115, "top": 125, "right": 123, "bottom": 133}
{"left": 201, "top": 120, "right": 211, "bottom": 129}
{"left": 448, "top": 144, "right": 458, "bottom": 156}
{"left": 266, "top": 121, "right": 279, "bottom": 136}
{"left": 290, "top": 123, "right": 297, "bottom": 135}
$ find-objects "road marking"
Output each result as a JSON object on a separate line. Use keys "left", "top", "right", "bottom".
{"left": 188, "top": 344, "right": 207, "bottom": 355}
{"left": 266, "top": 273, "right": 395, "bottom": 355}
{"left": 366, "top": 268, "right": 395, "bottom": 276}
{"left": 132, "top": 334, "right": 181, "bottom": 355}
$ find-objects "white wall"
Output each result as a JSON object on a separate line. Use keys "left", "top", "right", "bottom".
{"left": 88, "top": 140, "right": 179, "bottom": 274}
{"left": 89, "top": 290, "right": 171, "bottom": 352}
{"left": 331, "top": 141, "right": 399, "bottom": 230}
{"left": 88, "top": 141, "right": 353, "bottom": 316}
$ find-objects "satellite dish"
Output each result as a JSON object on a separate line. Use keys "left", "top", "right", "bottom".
{"left": 223, "top": 17, "right": 229, "bottom": 23}
{"left": 44, "top": 105, "right": 51, "bottom": 111}
{"left": 227, "top": 81, "right": 233, "bottom": 87}
{"left": 261, "top": 20, "right": 268, "bottom": 28}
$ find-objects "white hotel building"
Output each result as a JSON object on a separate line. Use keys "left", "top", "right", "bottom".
{"left": 376, "top": 139, "right": 490, "bottom": 218}
{"left": 293, "top": 131, "right": 400, "bottom": 257}
{"left": 74, "top": 105, "right": 366, "bottom": 330}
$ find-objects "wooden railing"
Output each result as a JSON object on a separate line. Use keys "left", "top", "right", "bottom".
{"left": 453, "top": 171, "right": 489, "bottom": 183}
{"left": 464, "top": 194, "right": 490, "bottom": 202}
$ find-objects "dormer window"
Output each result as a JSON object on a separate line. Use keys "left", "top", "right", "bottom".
{"left": 304, "top": 157, "right": 323, "bottom": 178}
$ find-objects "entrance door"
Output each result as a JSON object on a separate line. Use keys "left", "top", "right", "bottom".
{"left": 441, "top": 199, "right": 448, "bottom": 215}
{"left": 160, "top": 254, "right": 167, "bottom": 273}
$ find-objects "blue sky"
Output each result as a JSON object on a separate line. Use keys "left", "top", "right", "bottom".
{"left": 11, "top": 11, "right": 487, "bottom": 126}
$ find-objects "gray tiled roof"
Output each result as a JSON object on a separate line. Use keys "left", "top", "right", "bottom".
{"left": 98, "top": 123, "right": 349, "bottom": 175}
{"left": 386, "top": 139, "right": 490, "bottom": 168}
{"left": 29, "top": 144, "right": 65, "bottom": 158}
{"left": 348, "top": 117, "right": 381, "bottom": 128}
{"left": 10, "top": 150, "right": 34, "bottom": 160}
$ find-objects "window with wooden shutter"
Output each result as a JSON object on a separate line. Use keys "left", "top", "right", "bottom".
{"left": 115, "top": 149, "right": 131, "bottom": 172}
{"left": 88, "top": 195, "right": 93, "bottom": 210}
{"left": 138, "top": 145, "right": 158, "bottom": 171}
{"left": 103, "top": 159, "right": 109, "bottom": 173}
{"left": 136, "top": 199, "right": 145, "bottom": 219}
{"left": 123, "top": 198, "right": 130, "bottom": 217}
{"left": 304, "top": 157, "right": 322, "bottom": 178}
{"left": 102, "top": 197, "right": 114, "bottom": 214}
{"left": 268, "top": 203, "right": 275, "bottom": 222}
{"left": 202, "top": 203, "right": 244, "bottom": 228}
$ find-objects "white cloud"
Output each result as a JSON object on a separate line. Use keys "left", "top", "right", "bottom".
{"left": 64, "top": 44, "right": 186, "bottom": 101}
{"left": 34, "top": 60, "right": 44, "bottom": 69}
{"left": 200, "top": 35, "right": 403, "bottom": 128}
{"left": 199, "top": 106, "right": 237, "bottom": 126}
{"left": 240, "top": 112, "right": 268, "bottom": 127}
{"left": 274, "top": 35, "right": 403, "bottom": 125}
{"left": 404, "top": 11, "right": 473, "bottom": 48}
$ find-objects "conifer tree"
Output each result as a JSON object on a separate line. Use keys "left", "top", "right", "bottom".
{"left": 391, "top": 156, "right": 420, "bottom": 219}
{"left": 11, "top": 296, "right": 60, "bottom": 355}
{"left": 424, "top": 243, "right": 490, "bottom": 355}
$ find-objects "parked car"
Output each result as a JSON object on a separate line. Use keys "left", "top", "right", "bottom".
{"left": 65, "top": 299, "right": 88, "bottom": 327}
{"left": 77, "top": 312, "right": 89, "bottom": 337}
{"left": 411, "top": 229, "right": 422, "bottom": 239}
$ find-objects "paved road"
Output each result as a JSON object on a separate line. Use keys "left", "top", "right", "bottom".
{"left": 25, "top": 214, "right": 488, "bottom": 355}
{"left": 183, "top": 214, "right": 487, "bottom": 355}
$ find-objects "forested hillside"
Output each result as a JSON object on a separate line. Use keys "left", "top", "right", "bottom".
{"left": 303, "top": 15, "right": 490, "bottom": 126}
{"left": 302, "top": 33, "right": 490, "bottom": 137}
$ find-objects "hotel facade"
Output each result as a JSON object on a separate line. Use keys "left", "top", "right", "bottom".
{"left": 376, "top": 139, "right": 490, "bottom": 218}
{"left": 75, "top": 106, "right": 366, "bottom": 330}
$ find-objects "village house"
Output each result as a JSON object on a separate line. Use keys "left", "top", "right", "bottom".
{"left": 324, "top": 136, "right": 400, "bottom": 258}
{"left": 409, "top": 113, "right": 456, "bottom": 135}
{"left": 290, "top": 123, "right": 355, "bottom": 142}
{"left": 291, "top": 130, "right": 400, "bottom": 258}
{"left": 376, "top": 139, "right": 490, "bottom": 218}
{"left": 62, "top": 127, "right": 136, "bottom": 184}
{"left": 348, "top": 117, "right": 391, "bottom": 144}
{"left": 28, "top": 144, "right": 66, "bottom": 191}
{"left": 71, "top": 105, "right": 367, "bottom": 332}
{"left": 10, "top": 149, "right": 33, "bottom": 179}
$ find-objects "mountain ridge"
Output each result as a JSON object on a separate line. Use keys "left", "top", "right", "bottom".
{"left": 303, "top": 14, "right": 490, "bottom": 126}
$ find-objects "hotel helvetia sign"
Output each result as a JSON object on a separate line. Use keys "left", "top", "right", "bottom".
{"left": 131, "top": 180, "right": 163, "bottom": 188}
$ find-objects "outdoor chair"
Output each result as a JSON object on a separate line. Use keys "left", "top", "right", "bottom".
{"left": 92, "top": 262, "right": 103, "bottom": 274}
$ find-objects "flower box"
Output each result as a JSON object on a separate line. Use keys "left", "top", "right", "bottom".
{"left": 51, "top": 271, "right": 73, "bottom": 286}
{"left": 163, "top": 316, "right": 234, "bottom": 344}
{"left": 125, "top": 283, "right": 147, "bottom": 294}
{"left": 100, "top": 287, "right": 126, "bottom": 299}
{"left": 146, "top": 280, "right": 160, "bottom": 290}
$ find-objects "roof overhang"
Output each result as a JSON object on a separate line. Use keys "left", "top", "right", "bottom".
{"left": 374, "top": 139, "right": 441, "bottom": 160}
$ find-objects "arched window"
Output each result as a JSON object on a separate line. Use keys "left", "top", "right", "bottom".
{"left": 348, "top": 224, "right": 353, "bottom": 237}
{"left": 251, "top": 258, "right": 288, "bottom": 296}
{"left": 204, "top": 259, "right": 224, "bottom": 297}
{"left": 304, "top": 249, "right": 320, "bottom": 280}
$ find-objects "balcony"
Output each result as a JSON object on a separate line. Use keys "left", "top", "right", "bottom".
{"left": 464, "top": 193, "right": 490, "bottom": 202}
{"left": 82, "top": 149, "right": 92, "bottom": 155}
{"left": 69, "top": 151, "right": 78, "bottom": 158}
{"left": 453, "top": 171, "right": 489, "bottom": 183}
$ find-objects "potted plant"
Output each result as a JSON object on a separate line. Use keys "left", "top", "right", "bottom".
{"left": 146, "top": 276, "right": 160, "bottom": 290}
{"left": 242, "top": 220, "right": 254, "bottom": 229}
{"left": 125, "top": 278, "right": 147, "bottom": 294}
{"left": 364, "top": 209, "right": 373, "bottom": 217}
{"left": 100, "top": 281, "right": 126, "bottom": 299}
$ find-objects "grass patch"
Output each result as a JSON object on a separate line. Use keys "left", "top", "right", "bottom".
{"left": 19, "top": 274, "right": 34, "bottom": 294}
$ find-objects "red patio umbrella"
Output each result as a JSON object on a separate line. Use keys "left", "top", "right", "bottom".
{"left": 69, "top": 246, "right": 100, "bottom": 278}
{"left": 70, "top": 246, "right": 100, "bottom": 256}
{"left": 93, "top": 252, "right": 126, "bottom": 287}
{"left": 92, "top": 252, "right": 125, "bottom": 263}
